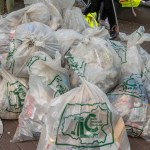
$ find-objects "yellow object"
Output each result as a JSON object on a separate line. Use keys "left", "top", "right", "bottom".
{"left": 119, "top": 0, "right": 140, "bottom": 7}
{"left": 84, "top": 13, "right": 99, "bottom": 28}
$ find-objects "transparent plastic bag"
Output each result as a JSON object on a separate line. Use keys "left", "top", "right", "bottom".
{"left": 6, "top": 3, "right": 51, "bottom": 27}
{"left": 119, "top": 28, "right": 146, "bottom": 76}
{"left": 0, "top": 3, "right": 51, "bottom": 53}
{"left": 5, "top": 22, "right": 60, "bottom": 78}
{"left": 37, "top": 0, "right": 75, "bottom": 30}
{"left": 66, "top": 37, "right": 121, "bottom": 93}
{"left": 37, "top": 81, "right": 130, "bottom": 150}
{"left": 34, "top": 0, "right": 63, "bottom": 30}
{"left": 108, "top": 74, "right": 148, "bottom": 137}
{"left": 13, "top": 51, "right": 70, "bottom": 142}
{"left": 0, "top": 68, "right": 28, "bottom": 119}
{"left": 82, "top": 27, "right": 109, "bottom": 39}
{"left": 62, "top": 7, "right": 88, "bottom": 33}
{"left": 55, "top": 29, "right": 83, "bottom": 56}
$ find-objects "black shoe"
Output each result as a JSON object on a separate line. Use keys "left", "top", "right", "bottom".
{"left": 109, "top": 25, "right": 119, "bottom": 40}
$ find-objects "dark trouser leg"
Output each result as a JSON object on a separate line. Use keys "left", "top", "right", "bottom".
{"left": 105, "top": 0, "right": 116, "bottom": 29}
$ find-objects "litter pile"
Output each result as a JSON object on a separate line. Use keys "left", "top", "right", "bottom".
{"left": 0, "top": 0, "right": 150, "bottom": 149}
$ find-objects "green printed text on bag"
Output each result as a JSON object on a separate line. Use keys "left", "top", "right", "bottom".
{"left": 27, "top": 55, "right": 46, "bottom": 71}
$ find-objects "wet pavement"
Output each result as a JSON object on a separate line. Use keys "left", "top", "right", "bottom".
{"left": 0, "top": 1, "right": 150, "bottom": 150}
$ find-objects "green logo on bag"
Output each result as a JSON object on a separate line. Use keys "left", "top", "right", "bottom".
{"left": 121, "top": 74, "right": 146, "bottom": 101}
{"left": 7, "top": 39, "right": 22, "bottom": 73}
{"left": 66, "top": 56, "right": 86, "bottom": 78}
{"left": 27, "top": 55, "right": 46, "bottom": 71}
{"left": 109, "top": 74, "right": 146, "bottom": 102}
{"left": 48, "top": 75, "right": 69, "bottom": 98}
{"left": 7, "top": 81, "right": 27, "bottom": 113}
{"left": 108, "top": 40, "right": 127, "bottom": 64}
{"left": 56, "top": 103, "right": 114, "bottom": 148}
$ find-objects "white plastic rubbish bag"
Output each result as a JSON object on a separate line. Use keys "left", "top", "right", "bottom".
{"left": 82, "top": 27, "right": 109, "bottom": 39}
{"left": 62, "top": 7, "right": 88, "bottom": 33}
{"left": 108, "top": 26, "right": 150, "bottom": 137}
{"left": 37, "top": 0, "right": 70, "bottom": 30}
{"left": 114, "top": 27, "right": 150, "bottom": 76}
{"left": 5, "top": 22, "right": 60, "bottom": 78}
{"left": 6, "top": 3, "right": 51, "bottom": 27}
{"left": 119, "top": 28, "right": 146, "bottom": 76}
{"left": 108, "top": 74, "right": 148, "bottom": 137}
{"left": 0, "top": 3, "right": 51, "bottom": 53}
{"left": 55, "top": 29, "right": 83, "bottom": 56}
{"left": 36, "top": 0, "right": 62, "bottom": 30}
{"left": 37, "top": 81, "right": 130, "bottom": 150}
{"left": 66, "top": 37, "right": 121, "bottom": 92}
{"left": 0, "top": 68, "right": 28, "bottom": 119}
{"left": 13, "top": 51, "right": 70, "bottom": 142}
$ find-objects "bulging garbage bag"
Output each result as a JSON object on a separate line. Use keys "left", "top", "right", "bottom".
{"left": 37, "top": 0, "right": 75, "bottom": 30}
{"left": 6, "top": 3, "right": 51, "bottom": 27}
{"left": 0, "top": 3, "right": 51, "bottom": 53}
{"left": 37, "top": 81, "right": 130, "bottom": 150}
{"left": 82, "top": 27, "right": 109, "bottom": 39}
{"left": 0, "top": 68, "right": 28, "bottom": 119}
{"left": 62, "top": 7, "right": 89, "bottom": 33}
{"left": 118, "top": 27, "right": 148, "bottom": 76}
{"left": 55, "top": 29, "right": 83, "bottom": 56}
{"left": 5, "top": 22, "right": 60, "bottom": 78}
{"left": 108, "top": 27, "right": 150, "bottom": 137}
{"left": 66, "top": 37, "right": 121, "bottom": 93}
{"left": 13, "top": 51, "right": 70, "bottom": 142}
{"left": 108, "top": 74, "right": 148, "bottom": 137}
{"left": 36, "top": 0, "right": 63, "bottom": 30}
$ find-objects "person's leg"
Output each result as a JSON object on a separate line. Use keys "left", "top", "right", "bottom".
{"left": 0, "top": 0, "right": 5, "bottom": 15}
{"left": 104, "top": 0, "right": 119, "bottom": 39}
{"left": 83, "top": 0, "right": 101, "bottom": 15}
{"left": 6, "top": 0, "right": 14, "bottom": 13}
{"left": 104, "top": 0, "right": 116, "bottom": 29}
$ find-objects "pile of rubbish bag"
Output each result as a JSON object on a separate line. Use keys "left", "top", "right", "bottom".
{"left": 0, "top": 0, "right": 150, "bottom": 149}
